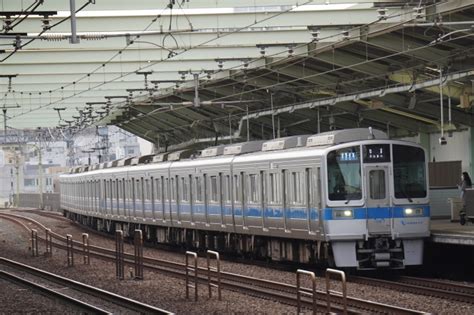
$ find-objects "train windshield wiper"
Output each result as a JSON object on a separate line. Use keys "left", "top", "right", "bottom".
{"left": 399, "top": 187, "right": 413, "bottom": 203}
{"left": 344, "top": 192, "right": 360, "bottom": 204}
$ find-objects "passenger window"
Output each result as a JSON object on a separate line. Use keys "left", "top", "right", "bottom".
{"left": 115, "top": 180, "right": 120, "bottom": 207}
{"left": 181, "top": 177, "right": 188, "bottom": 202}
{"left": 291, "top": 171, "right": 304, "bottom": 205}
{"left": 260, "top": 171, "right": 266, "bottom": 206}
{"left": 103, "top": 180, "right": 107, "bottom": 207}
{"left": 210, "top": 176, "right": 218, "bottom": 202}
{"left": 203, "top": 174, "right": 208, "bottom": 204}
{"left": 150, "top": 177, "right": 155, "bottom": 202}
{"left": 233, "top": 174, "right": 241, "bottom": 204}
{"left": 155, "top": 178, "right": 161, "bottom": 201}
{"left": 144, "top": 179, "right": 149, "bottom": 201}
{"left": 223, "top": 175, "right": 231, "bottom": 202}
{"left": 248, "top": 174, "right": 258, "bottom": 203}
{"left": 306, "top": 168, "right": 312, "bottom": 206}
{"left": 170, "top": 177, "right": 176, "bottom": 201}
{"left": 135, "top": 179, "right": 142, "bottom": 201}
{"left": 195, "top": 177, "right": 203, "bottom": 202}
{"left": 110, "top": 180, "right": 114, "bottom": 205}
{"left": 269, "top": 173, "right": 280, "bottom": 204}
{"left": 165, "top": 178, "right": 170, "bottom": 201}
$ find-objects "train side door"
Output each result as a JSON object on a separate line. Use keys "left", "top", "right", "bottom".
{"left": 364, "top": 165, "right": 391, "bottom": 235}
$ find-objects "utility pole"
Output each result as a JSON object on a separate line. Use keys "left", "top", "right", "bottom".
{"left": 2, "top": 108, "right": 7, "bottom": 144}
{"left": 37, "top": 143, "right": 44, "bottom": 209}
{"left": 14, "top": 152, "right": 20, "bottom": 208}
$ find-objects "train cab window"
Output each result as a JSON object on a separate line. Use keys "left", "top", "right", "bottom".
{"left": 327, "top": 146, "right": 362, "bottom": 201}
{"left": 393, "top": 145, "right": 427, "bottom": 199}
{"left": 248, "top": 174, "right": 258, "bottom": 203}
{"left": 210, "top": 176, "right": 218, "bottom": 202}
{"left": 195, "top": 177, "right": 203, "bottom": 202}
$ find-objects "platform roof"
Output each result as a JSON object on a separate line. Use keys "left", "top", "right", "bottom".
{"left": 1, "top": 1, "right": 474, "bottom": 148}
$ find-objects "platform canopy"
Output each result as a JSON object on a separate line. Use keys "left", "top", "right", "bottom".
{"left": 1, "top": 0, "right": 474, "bottom": 148}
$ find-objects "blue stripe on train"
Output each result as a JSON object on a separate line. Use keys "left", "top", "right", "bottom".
{"left": 97, "top": 200, "right": 429, "bottom": 220}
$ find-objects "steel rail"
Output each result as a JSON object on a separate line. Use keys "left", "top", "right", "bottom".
{"left": 399, "top": 276, "right": 474, "bottom": 296}
{"left": 0, "top": 270, "right": 111, "bottom": 315}
{"left": 15, "top": 209, "right": 72, "bottom": 223}
{"left": 351, "top": 275, "right": 474, "bottom": 304}
{"left": 0, "top": 257, "right": 173, "bottom": 315}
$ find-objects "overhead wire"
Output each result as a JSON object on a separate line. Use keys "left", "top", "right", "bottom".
{"left": 6, "top": 0, "right": 43, "bottom": 32}
{"left": 0, "top": 0, "right": 94, "bottom": 63}
{"left": 0, "top": 0, "right": 41, "bottom": 32}
{"left": 4, "top": 0, "right": 470, "bottom": 128}
{"left": 7, "top": 1, "right": 316, "bottom": 118}
{"left": 110, "top": 43, "right": 474, "bottom": 138}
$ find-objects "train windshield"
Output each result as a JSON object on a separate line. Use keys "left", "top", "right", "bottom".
{"left": 393, "top": 145, "right": 427, "bottom": 199}
{"left": 327, "top": 146, "right": 362, "bottom": 201}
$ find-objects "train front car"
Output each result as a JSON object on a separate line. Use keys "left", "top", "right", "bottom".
{"left": 323, "top": 132, "right": 430, "bottom": 270}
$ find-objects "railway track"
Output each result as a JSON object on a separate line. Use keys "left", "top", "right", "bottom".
{"left": 0, "top": 211, "right": 426, "bottom": 314}
{"left": 351, "top": 275, "right": 474, "bottom": 304}
{"left": 0, "top": 257, "right": 172, "bottom": 314}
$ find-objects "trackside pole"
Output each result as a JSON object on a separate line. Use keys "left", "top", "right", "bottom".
{"left": 45, "top": 228, "right": 52, "bottom": 257}
{"left": 296, "top": 269, "right": 317, "bottom": 315}
{"left": 325, "top": 268, "right": 347, "bottom": 315}
{"left": 185, "top": 251, "right": 198, "bottom": 301}
{"left": 66, "top": 234, "right": 74, "bottom": 266}
{"left": 31, "top": 229, "right": 39, "bottom": 257}
{"left": 134, "top": 229, "right": 144, "bottom": 280}
{"left": 115, "top": 230, "right": 124, "bottom": 279}
{"left": 206, "top": 250, "right": 222, "bottom": 300}
{"left": 82, "top": 233, "right": 90, "bottom": 265}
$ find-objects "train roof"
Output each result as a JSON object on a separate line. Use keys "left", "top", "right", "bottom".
{"left": 306, "top": 128, "right": 387, "bottom": 147}
{"left": 63, "top": 128, "right": 419, "bottom": 177}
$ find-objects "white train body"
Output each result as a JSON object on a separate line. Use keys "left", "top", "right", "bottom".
{"left": 60, "top": 128, "right": 430, "bottom": 269}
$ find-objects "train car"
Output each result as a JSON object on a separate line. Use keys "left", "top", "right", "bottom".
{"left": 60, "top": 128, "right": 430, "bottom": 270}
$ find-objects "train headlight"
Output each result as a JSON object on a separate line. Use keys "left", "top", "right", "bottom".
{"left": 403, "top": 208, "right": 423, "bottom": 217}
{"left": 333, "top": 209, "right": 354, "bottom": 219}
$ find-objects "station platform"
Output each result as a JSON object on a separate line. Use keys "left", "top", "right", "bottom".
{"left": 430, "top": 219, "right": 474, "bottom": 246}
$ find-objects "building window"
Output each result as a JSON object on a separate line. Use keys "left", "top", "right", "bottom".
{"left": 24, "top": 179, "right": 36, "bottom": 186}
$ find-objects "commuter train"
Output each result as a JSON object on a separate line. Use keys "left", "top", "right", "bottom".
{"left": 60, "top": 128, "right": 430, "bottom": 270}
